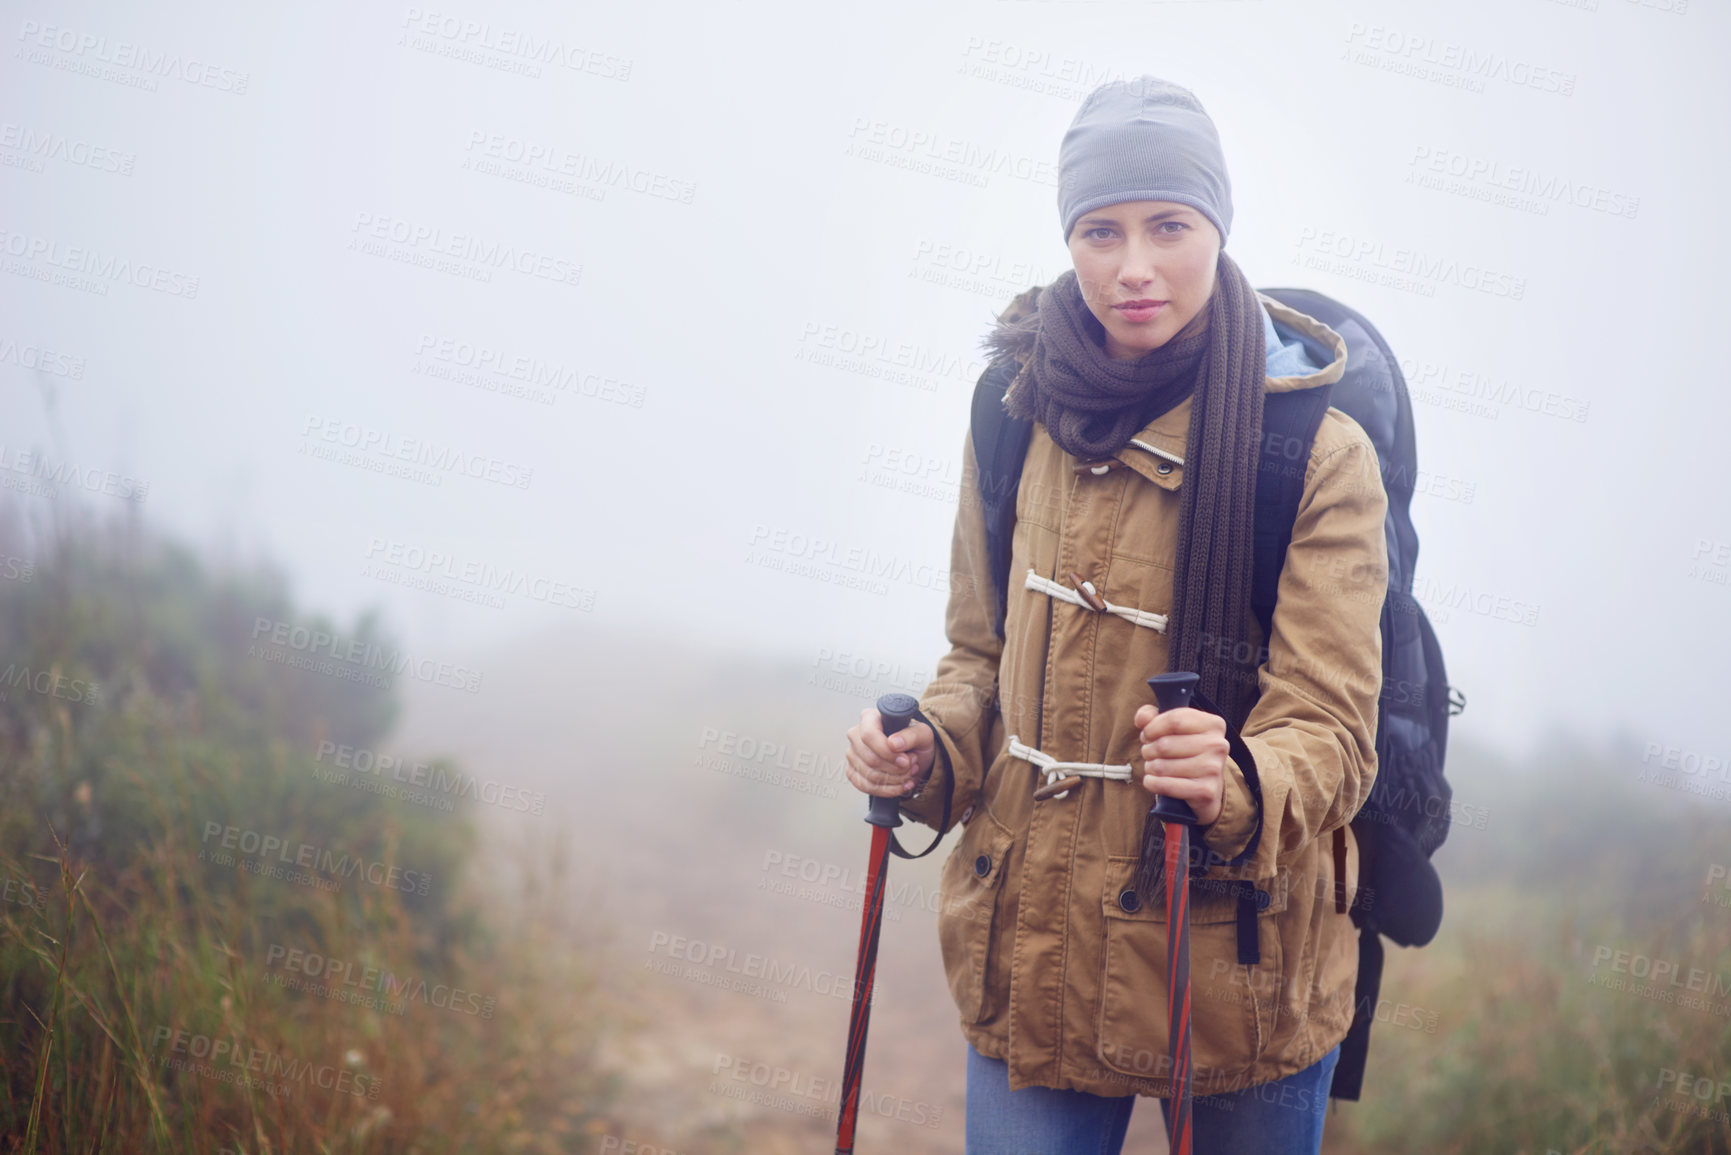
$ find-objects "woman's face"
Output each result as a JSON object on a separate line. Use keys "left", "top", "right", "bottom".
{"left": 1066, "top": 199, "right": 1221, "bottom": 361}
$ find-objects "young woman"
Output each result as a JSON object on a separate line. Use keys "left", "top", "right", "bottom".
{"left": 843, "top": 76, "right": 1389, "bottom": 1153}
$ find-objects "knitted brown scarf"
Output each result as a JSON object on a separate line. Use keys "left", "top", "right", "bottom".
{"left": 982, "top": 250, "right": 1268, "bottom": 887}
{"left": 984, "top": 250, "right": 1267, "bottom": 725}
{"left": 996, "top": 270, "right": 1209, "bottom": 460}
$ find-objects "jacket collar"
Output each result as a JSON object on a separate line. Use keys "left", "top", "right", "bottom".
{"left": 1110, "top": 293, "right": 1347, "bottom": 490}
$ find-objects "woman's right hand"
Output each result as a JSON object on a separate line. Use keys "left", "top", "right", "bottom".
{"left": 844, "top": 708, "right": 937, "bottom": 798}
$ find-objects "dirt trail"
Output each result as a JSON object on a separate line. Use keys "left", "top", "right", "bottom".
{"left": 401, "top": 621, "right": 1172, "bottom": 1152}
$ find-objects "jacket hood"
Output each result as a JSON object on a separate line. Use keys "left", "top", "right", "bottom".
{"left": 981, "top": 281, "right": 1348, "bottom": 396}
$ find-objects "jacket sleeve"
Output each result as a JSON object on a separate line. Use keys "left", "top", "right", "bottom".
{"left": 1199, "top": 415, "right": 1388, "bottom": 876}
{"left": 897, "top": 425, "right": 1005, "bottom": 834}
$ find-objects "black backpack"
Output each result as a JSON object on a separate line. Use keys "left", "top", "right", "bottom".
{"left": 967, "top": 286, "right": 1465, "bottom": 1101}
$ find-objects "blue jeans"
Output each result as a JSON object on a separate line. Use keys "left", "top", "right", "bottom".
{"left": 964, "top": 1043, "right": 1340, "bottom": 1154}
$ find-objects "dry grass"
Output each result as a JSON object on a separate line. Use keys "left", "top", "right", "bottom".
{"left": 0, "top": 506, "right": 618, "bottom": 1154}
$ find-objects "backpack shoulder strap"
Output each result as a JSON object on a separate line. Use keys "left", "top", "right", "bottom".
{"left": 890, "top": 357, "right": 1026, "bottom": 860}
{"left": 1330, "top": 928, "right": 1384, "bottom": 1100}
{"left": 972, "top": 356, "right": 1034, "bottom": 642}
{"left": 1251, "top": 384, "right": 1336, "bottom": 645}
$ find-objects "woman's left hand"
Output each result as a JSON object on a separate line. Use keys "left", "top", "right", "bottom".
{"left": 1133, "top": 704, "right": 1230, "bottom": 827}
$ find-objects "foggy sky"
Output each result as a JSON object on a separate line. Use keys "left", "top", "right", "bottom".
{"left": 3, "top": 0, "right": 1726, "bottom": 766}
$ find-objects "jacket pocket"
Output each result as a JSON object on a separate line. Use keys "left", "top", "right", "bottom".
{"left": 936, "top": 804, "right": 1015, "bottom": 1025}
{"left": 1094, "top": 855, "right": 1287, "bottom": 1091}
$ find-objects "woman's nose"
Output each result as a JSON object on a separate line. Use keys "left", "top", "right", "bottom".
{"left": 1118, "top": 237, "right": 1157, "bottom": 287}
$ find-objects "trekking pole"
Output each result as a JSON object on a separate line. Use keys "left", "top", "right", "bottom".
{"left": 835, "top": 691, "right": 916, "bottom": 1155}
{"left": 1145, "top": 671, "right": 1202, "bottom": 1155}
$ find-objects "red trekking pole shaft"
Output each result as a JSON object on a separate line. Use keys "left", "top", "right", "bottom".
{"left": 1147, "top": 671, "right": 1203, "bottom": 1155}
{"left": 835, "top": 692, "right": 916, "bottom": 1155}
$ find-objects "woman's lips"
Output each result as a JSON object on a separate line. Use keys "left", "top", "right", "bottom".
{"left": 1114, "top": 301, "right": 1166, "bottom": 323}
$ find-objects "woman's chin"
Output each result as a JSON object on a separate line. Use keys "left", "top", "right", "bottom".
{"left": 1105, "top": 326, "right": 1169, "bottom": 360}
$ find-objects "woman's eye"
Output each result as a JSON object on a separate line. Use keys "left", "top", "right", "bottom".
{"left": 1086, "top": 227, "right": 1115, "bottom": 241}
{"left": 1158, "top": 221, "right": 1188, "bottom": 235}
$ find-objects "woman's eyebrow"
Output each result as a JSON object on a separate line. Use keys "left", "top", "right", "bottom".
{"left": 1078, "top": 208, "right": 1191, "bottom": 227}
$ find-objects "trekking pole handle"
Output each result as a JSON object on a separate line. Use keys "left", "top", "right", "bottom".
{"left": 868, "top": 693, "right": 917, "bottom": 829}
{"left": 1145, "top": 672, "right": 1202, "bottom": 826}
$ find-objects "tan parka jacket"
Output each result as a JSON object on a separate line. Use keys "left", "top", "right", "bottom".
{"left": 898, "top": 288, "right": 1390, "bottom": 1099}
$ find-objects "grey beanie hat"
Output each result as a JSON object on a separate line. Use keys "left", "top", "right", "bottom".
{"left": 1057, "top": 75, "right": 1233, "bottom": 244}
